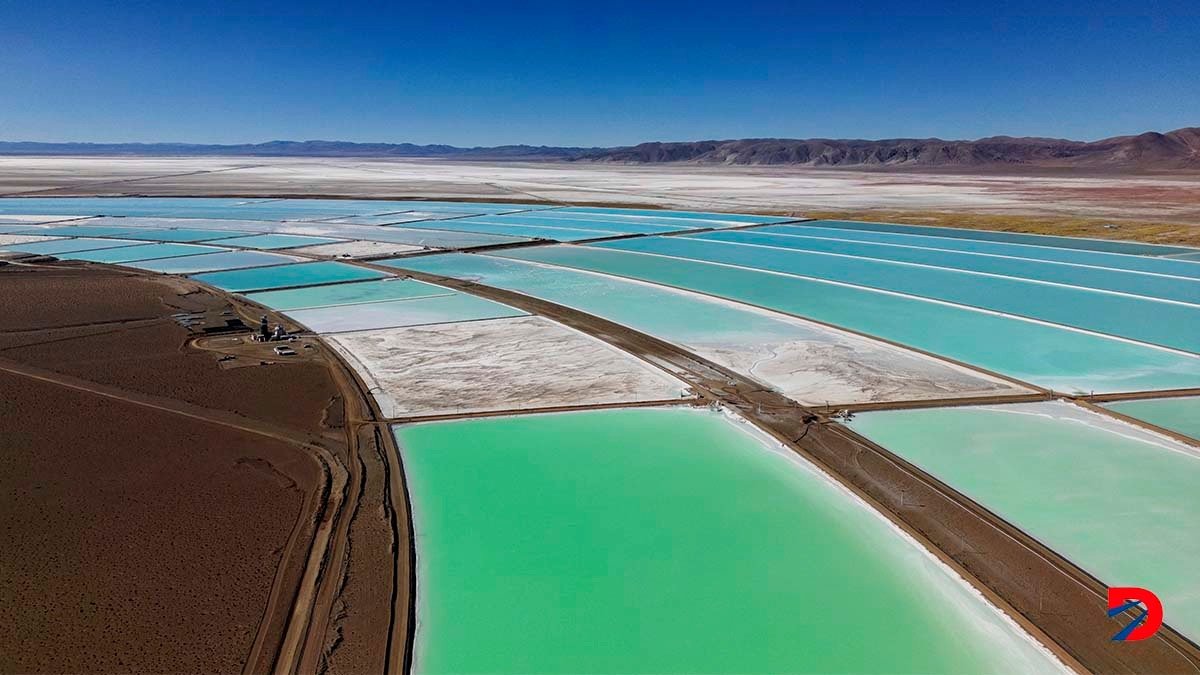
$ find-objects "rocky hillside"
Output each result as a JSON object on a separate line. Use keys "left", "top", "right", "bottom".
{"left": 580, "top": 127, "right": 1200, "bottom": 170}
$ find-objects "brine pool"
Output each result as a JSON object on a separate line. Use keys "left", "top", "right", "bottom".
{"left": 850, "top": 401, "right": 1200, "bottom": 641}
{"left": 396, "top": 406, "right": 1061, "bottom": 674}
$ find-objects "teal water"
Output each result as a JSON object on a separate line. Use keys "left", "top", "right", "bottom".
{"left": 763, "top": 223, "right": 1200, "bottom": 280}
{"left": 1105, "top": 396, "right": 1200, "bottom": 440}
{"left": 287, "top": 292, "right": 526, "bottom": 333}
{"left": 475, "top": 212, "right": 700, "bottom": 234}
{"left": 695, "top": 229, "right": 1200, "bottom": 305}
{"left": 205, "top": 233, "right": 343, "bottom": 249}
{"left": 130, "top": 250, "right": 306, "bottom": 275}
{"left": 7, "top": 237, "right": 151, "bottom": 254}
{"left": 19, "top": 224, "right": 188, "bottom": 239}
{"left": 373, "top": 225, "right": 533, "bottom": 248}
{"left": 382, "top": 253, "right": 804, "bottom": 346}
{"left": 57, "top": 243, "right": 226, "bottom": 263}
{"left": 1169, "top": 252, "right": 1200, "bottom": 262}
{"left": 397, "top": 407, "right": 1059, "bottom": 674}
{"left": 556, "top": 206, "right": 794, "bottom": 224}
{"left": 496, "top": 246, "right": 1200, "bottom": 393}
{"left": 850, "top": 402, "right": 1200, "bottom": 641}
{"left": 245, "top": 278, "right": 452, "bottom": 311}
{"left": 118, "top": 227, "right": 252, "bottom": 242}
{"left": 190, "top": 260, "right": 388, "bottom": 291}
{"left": 803, "top": 219, "right": 1197, "bottom": 256}
{"left": 597, "top": 236, "right": 1200, "bottom": 353}
{"left": 0, "top": 197, "right": 261, "bottom": 219}
{"left": 415, "top": 218, "right": 617, "bottom": 241}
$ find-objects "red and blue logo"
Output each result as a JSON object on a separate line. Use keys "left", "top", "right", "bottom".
{"left": 1107, "top": 587, "right": 1163, "bottom": 641}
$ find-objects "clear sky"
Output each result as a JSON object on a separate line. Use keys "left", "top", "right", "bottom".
{"left": 1, "top": 0, "right": 1197, "bottom": 146}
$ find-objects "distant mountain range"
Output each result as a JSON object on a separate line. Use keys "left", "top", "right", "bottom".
{"left": 3, "top": 127, "right": 1198, "bottom": 171}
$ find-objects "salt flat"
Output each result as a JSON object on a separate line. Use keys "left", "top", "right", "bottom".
{"left": 2, "top": 156, "right": 1199, "bottom": 224}
{"left": 328, "top": 316, "right": 689, "bottom": 418}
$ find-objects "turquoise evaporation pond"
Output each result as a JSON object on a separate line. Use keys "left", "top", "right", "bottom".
{"left": 473, "top": 212, "right": 704, "bottom": 234}
{"left": 206, "top": 233, "right": 343, "bottom": 249}
{"left": 802, "top": 219, "right": 1197, "bottom": 256}
{"left": 694, "top": 229, "right": 1200, "bottom": 306}
{"left": 556, "top": 205, "right": 794, "bottom": 225}
{"left": 763, "top": 223, "right": 1200, "bottom": 280}
{"left": 398, "top": 407, "right": 1059, "bottom": 674}
{"left": 128, "top": 250, "right": 306, "bottom": 275}
{"left": 372, "top": 225, "right": 533, "bottom": 248}
{"left": 244, "top": 278, "right": 452, "bottom": 311}
{"left": 385, "top": 253, "right": 815, "bottom": 346}
{"left": 7, "top": 237, "right": 152, "bottom": 254}
{"left": 0, "top": 197, "right": 270, "bottom": 219}
{"left": 849, "top": 401, "right": 1200, "bottom": 641}
{"left": 1104, "top": 396, "right": 1200, "bottom": 439}
{"left": 57, "top": 243, "right": 226, "bottom": 263}
{"left": 18, "top": 224, "right": 169, "bottom": 239}
{"left": 496, "top": 246, "right": 1200, "bottom": 393}
{"left": 598, "top": 236, "right": 1200, "bottom": 354}
{"left": 235, "top": 199, "right": 550, "bottom": 221}
{"left": 417, "top": 217, "right": 619, "bottom": 241}
{"left": 286, "top": 292, "right": 526, "bottom": 333}
{"left": 191, "top": 260, "right": 388, "bottom": 292}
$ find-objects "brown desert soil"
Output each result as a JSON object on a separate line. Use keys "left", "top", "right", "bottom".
{"left": 0, "top": 262, "right": 410, "bottom": 674}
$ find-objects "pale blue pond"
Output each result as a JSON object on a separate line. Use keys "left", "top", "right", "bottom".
{"left": 801, "top": 219, "right": 1196, "bottom": 256}
{"left": 286, "top": 292, "right": 526, "bottom": 333}
{"left": 245, "top": 278, "right": 453, "bottom": 311}
{"left": 0, "top": 197, "right": 267, "bottom": 219}
{"left": 372, "top": 225, "right": 533, "bottom": 248}
{"left": 7, "top": 237, "right": 152, "bottom": 254}
{"left": 597, "top": 237, "right": 1200, "bottom": 353}
{"left": 761, "top": 223, "right": 1200, "bottom": 280}
{"left": 17, "top": 224, "right": 170, "bottom": 239}
{"left": 1104, "top": 396, "right": 1200, "bottom": 440}
{"left": 206, "top": 233, "right": 343, "bottom": 249}
{"left": 57, "top": 243, "right": 227, "bottom": 263}
{"left": 554, "top": 206, "right": 794, "bottom": 225}
{"left": 120, "top": 228, "right": 250, "bottom": 242}
{"left": 417, "top": 218, "right": 618, "bottom": 241}
{"left": 497, "top": 245, "right": 1200, "bottom": 393}
{"left": 191, "top": 260, "right": 389, "bottom": 292}
{"left": 129, "top": 250, "right": 307, "bottom": 274}
{"left": 693, "top": 229, "right": 1200, "bottom": 305}
{"left": 472, "top": 212, "right": 694, "bottom": 235}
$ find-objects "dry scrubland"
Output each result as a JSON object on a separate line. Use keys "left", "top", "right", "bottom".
{"left": 1, "top": 156, "right": 1199, "bottom": 243}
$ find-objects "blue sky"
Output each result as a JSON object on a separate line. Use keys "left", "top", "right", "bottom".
{"left": 1, "top": 0, "right": 1196, "bottom": 146}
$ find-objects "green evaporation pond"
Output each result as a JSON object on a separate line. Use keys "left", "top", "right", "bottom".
{"left": 600, "top": 237, "right": 1200, "bottom": 353}
{"left": 286, "top": 292, "right": 526, "bottom": 333}
{"left": 850, "top": 402, "right": 1200, "bottom": 641}
{"left": 191, "top": 260, "right": 388, "bottom": 292}
{"left": 397, "top": 407, "right": 1059, "bottom": 674}
{"left": 58, "top": 243, "right": 225, "bottom": 263}
{"left": 499, "top": 246, "right": 1200, "bottom": 393}
{"left": 695, "top": 230, "right": 1200, "bottom": 306}
{"left": 1104, "top": 396, "right": 1200, "bottom": 440}
{"left": 763, "top": 224, "right": 1200, "bottom": 280}
{"left": 245, "top": 278, "right": 452, "bottom": 311}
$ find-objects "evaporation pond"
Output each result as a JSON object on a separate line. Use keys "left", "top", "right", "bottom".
{"left": 57, "top": 243, "right": 226, "bottom": 263}
{"left": 1104, "top": 396, "right": 1200, "bottom": 440}
{"left": 7, "top": 237, "right": 151, "bottom": 254}
{"left": 244, "top": 278, "right": 452, "bottom": 311}
{"left": 287, "top": 292, "right": 525, "bottom": 333}
{"left": 129, "top": 250, "right": 306, "bottom": 275}
{"left": 190, "top": 261, "right": 388, "bottom": 291}
{"left": 850, "top": 401, "right": 1200, "bottom": 640}
{"left": 207, "top": 233, "right": 343, "bottom": 249}
{"left": 396, "top": 407, "right": 1060, "bottom": 674}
